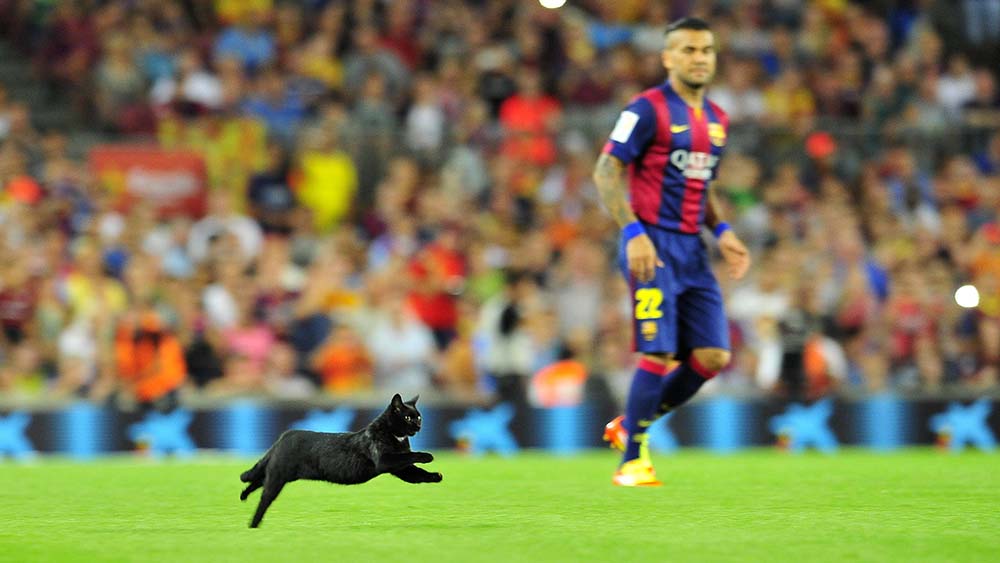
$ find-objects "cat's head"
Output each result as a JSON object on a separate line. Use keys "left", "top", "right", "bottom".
{"left": 386, "top": 393, "right": 422, "bottom": 437}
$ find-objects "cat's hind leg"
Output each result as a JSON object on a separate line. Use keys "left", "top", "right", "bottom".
{"left": 240, "top": 451, "right": 271, "bottom": 483}
{"left": 240, "top": 478, "right": 263, "bottom": 501}
{"left": 249, "top": 477, "right": 285, "bottom": 528}
{"left": 240, "top": 451, "right": 271, "bottom": 500}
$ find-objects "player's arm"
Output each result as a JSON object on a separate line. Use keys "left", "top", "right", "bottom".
{"left": 705, "top": 187, "right": 750, "bottom": 280}
{"left": 594, "top": 100, "right": 662, "bottom": 283}
{"left": 593, "top": 152, "right": 662, "bottom": 283}
{"left": 593, "top": 153, "right": 638, "bottom": 228}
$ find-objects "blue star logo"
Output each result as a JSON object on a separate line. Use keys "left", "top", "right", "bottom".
{"left": 449, "top": 403, "right": 518, "bottom": 456}
{"left": 930, "top": 399, "right": 996, "bottom": 452}
{"left": 128, "top": 409, "right": 196, "bottom": 458}
{"left": 0, "top": 412, "right": 35, "bottom": 459}
{"left": 769, "top": 399, "right": 839, "bottom": 453}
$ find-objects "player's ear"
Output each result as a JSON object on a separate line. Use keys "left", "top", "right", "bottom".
{"left": 662, "top": 33, "right": 674, "bottom": 71}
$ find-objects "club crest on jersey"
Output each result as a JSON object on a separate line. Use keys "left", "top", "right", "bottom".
{"left": 641, "top": 321, "right": 658, "bottom": 341}
{"left": 670, "top": 150, "right": 719, "bottom": 181}
{"left": 708, "top": 123, "right": 726, "bottom": 147}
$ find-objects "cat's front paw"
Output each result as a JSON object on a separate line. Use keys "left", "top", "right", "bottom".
{"left": 414, "top": 452, "right": 434, "bottom": 464}
{"left": 428, "top": 472, "right": 443, "bottom": 483}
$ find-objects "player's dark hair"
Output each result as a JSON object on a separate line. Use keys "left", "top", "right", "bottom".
{"left": 664, "top": 17, "right": 711, "bottom": 37}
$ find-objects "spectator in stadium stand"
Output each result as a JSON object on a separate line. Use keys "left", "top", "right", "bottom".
{"left": 212, "top": 7, "right": 276, "bottom": 73}
{"left": 150, "top": 47, "right": 225, "bottom": 116}
{"left": 241, "top": 66, "right": 307, "bottom": 147}
{"left": 974, "top": 132, "right": 1000, "bottom": 175}
{"left": 936, "top": 55, "right": 977, "bottom": 118}
{"left": 0, "top": 251, "right": 37, "bottom": 348}
{"left": 292, "top": 125, "right": 358, "bottom": 233}
{"left": 476, "top": 269, "right": 540, "bottom": 408}
{"left": 263, "top": 338, "right": 315, "bottom": 399}
{"left": 342, "top": 23, "right": 411, "bottom": 105}
{"left": 366, "top": 289, "right": 437, "bottom": 396}
{"left": 283, "top": 251, "right": 348, "bottom": 381}
{"left": 311, "top": 321, "right": 374, "bottom": 395}
{"left": 94, "top": 32, "right": 153, "bottom": 134}
{"left": 288, "top": 4, "right": 347, "bottom": 94}
{"left": 34, "top": 1, "right": 99, "bottom": 110}
{"left": 111, "top": 309, "right": 186, "bottom": 412}
{"left": 0, "top": 103, "right": 40, "bottom": 161}
{"left": 709, "top": 57, "right": 767, "bottom": 124}
{"left": 245, "top": 141, "right": 297, "bottom": 232}
{"left": 187, "top": 189, "right": 264, "bottom": 266}
{"left": 210, "top": 291, "right": 276, "bottom": 396}
{"left": 962, "top": 67, "right": 1000, "bottom": 145}
{"left": 498, "top": 68, "right": 562, "bottom": 168}
{"left": 551, "top": 239, "right": 604, "bottom": 344}
{"left": 404, "top": 73, "right": 448, "bottom": 165}
{"left": 349, "top": 71, "right": 399, "bottom": 206}
{"left": 882, "top": 147, "right": 939, "bottom": 232}
{"left": 407, "top": 223, "right": 467, "bottom": 351}
{"left": 0, "top": 250, "right": 42, "bottom": 394}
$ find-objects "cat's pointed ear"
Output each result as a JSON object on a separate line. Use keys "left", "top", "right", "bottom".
{"left": 391, "top": 393, "right": 403, "bottom": 409}
{"left": 406, "top": 395, "right": 419, "bottom": 406}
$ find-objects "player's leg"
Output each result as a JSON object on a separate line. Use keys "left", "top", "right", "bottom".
{"left": 653, "top": 271, "right": 731, "bottom": 419}
{"left": 610, "top": 231, "right": 678, "bottom": 486}
{"left": 654, "top": 347, "right": 729, "bottom": 417}
{"left": 618, "top": 352, "right": 671, "bottom": 458}
{"left": 617, "top": 275, "right": 677, "bottom": 460}
{"left": 604, "top": 354, "right": 674, "bottom": 452}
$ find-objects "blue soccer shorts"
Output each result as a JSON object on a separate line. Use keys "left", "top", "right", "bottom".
{"left": 618, "top": 226, "right": 730, "bottom": 358}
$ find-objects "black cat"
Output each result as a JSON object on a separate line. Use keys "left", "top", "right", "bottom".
{"left": 240, "top": 394, "right": 441, "bottom": 528}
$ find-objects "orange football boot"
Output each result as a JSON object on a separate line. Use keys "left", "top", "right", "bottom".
{"left": 603, "top": 415, "right": 627, "bottom": 451}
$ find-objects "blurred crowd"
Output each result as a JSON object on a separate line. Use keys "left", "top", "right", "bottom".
{"left": 0, "top": 0, "right": 999, "bottom": 409}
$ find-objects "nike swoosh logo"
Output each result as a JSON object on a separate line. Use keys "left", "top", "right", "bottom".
{"left": 669, "top": 125, "right": 690, "bottom": 134}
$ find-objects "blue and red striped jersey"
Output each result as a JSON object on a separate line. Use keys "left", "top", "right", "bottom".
{"left": 602, "top": 81, "right": 729, "bottom": 234}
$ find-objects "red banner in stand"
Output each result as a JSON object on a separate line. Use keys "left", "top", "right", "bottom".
{"left": 89, "top": 145, "right": 208, "bottom": 217}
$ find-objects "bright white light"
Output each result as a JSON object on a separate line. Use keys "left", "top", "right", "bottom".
{"left": 539, "top": 0, "right": 567, "bottom": 8}
{"left": 955, "top": 284, "right": 980, "bottom": 308}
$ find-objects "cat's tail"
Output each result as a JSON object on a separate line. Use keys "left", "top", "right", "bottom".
{"left": 240, "top": 450, "right": 271, "bottom": 483}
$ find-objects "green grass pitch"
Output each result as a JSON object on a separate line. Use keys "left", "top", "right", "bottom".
{"left": 0, "top": 450, "right": 997, "bottom": 562}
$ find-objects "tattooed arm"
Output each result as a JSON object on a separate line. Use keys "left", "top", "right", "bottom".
{"left": 593, "top": 153, "right": 639, "bottom": 228}
{"left": 593, "top": 153, "right": 661, "bottom": 282}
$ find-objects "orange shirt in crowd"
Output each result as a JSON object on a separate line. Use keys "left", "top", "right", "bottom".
{"left": 499, "top": 94, "right": 561, "bottom": 166}
{"left": 115, "top": 316, "right": 186, "bottom": 402}
{"left": 314, "top": 340, "right": 373, "bottom": 394}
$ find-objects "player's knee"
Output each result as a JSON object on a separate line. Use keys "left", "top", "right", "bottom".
{"left": 639, "top": 353, "right": 673, "bottom": 374}
{"left": 693, "top": 349, "right": 730, "bottom": 374}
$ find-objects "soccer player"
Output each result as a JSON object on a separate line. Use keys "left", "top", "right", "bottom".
{"left": 592, "top": 17, "right": 751, "bottom": 486}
